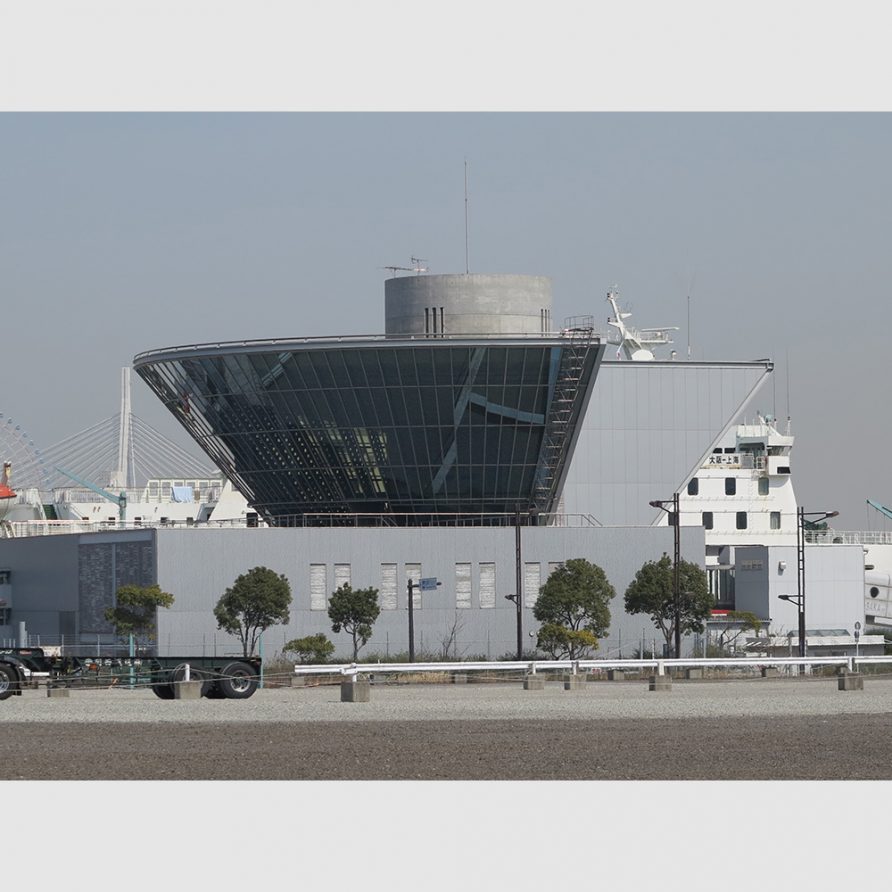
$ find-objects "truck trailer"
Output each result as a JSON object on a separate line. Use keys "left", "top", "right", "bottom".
{"left": 0, "top": 648, "right": 261, "bottom": 700}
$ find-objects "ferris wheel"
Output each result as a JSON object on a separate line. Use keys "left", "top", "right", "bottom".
{"left": 0, "top": 414, "right": 50, "bottom": 493}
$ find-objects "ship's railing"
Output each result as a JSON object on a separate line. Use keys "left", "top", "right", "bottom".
{"left": 818, "top": 529, "right": 892, "bottom": 546}
{"left": 53, "top": 485, "right": 221, "bottom": 505}
{"left": 6, "top": 517, "right": 260, "bottom": 537}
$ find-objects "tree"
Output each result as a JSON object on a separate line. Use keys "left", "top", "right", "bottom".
{"left": 214, "top": 566, "right": 292, "bottom": 657}
{"left": 710, "top": 610, "right": 763, "bottom": 655}
{"left": 532, "top": 558, "right": 615, "bottom": 659}
{"left": 327, "top": 583, "right": 380, "bottom": 661}
{"left": 104, "top": 583, "right": 174, "bottom": 646}
{"left": 283, "top": 633, "right": 335, "bottom": 664}
{"left": 623, "top": 554, "right": 712, "bottom": 656}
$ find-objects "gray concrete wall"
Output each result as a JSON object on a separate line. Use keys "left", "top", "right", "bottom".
{"left": 384, "top": 274, "right": 552, "bottom": 336}
{"left": 734, "top": 543, "right": 866, "bottom": 635}
{"left": 153, "top": 524, "right": 704, "bottom": 660}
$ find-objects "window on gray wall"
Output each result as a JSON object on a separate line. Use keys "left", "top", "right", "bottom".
{"left": 524, "top": 562, "right": 541, "bottom": 608}
{"left": 455, "top": 563, "right": 471, "bottom": 609}
{"left": 310, "top": 564, "right": 327, "bottom": 610}
{"left": 406, "top": 563, "right": 422, "bottom": 609}
{"left": 380, "top": 563, "right": 397, "bottom": 610}
{"left": 334, "top": 563, "right": 351, "bottom": 593}
{"left": 479, "top": 563, "right": 496, "bottom": 608}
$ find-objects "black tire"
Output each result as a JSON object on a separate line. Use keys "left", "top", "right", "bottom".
{"left": 219, "top": 661, "right": 258, "bottom": 699}
{"left": 204, "top": 682, "right": 226, "bottom": 699}
{"left": 0, "top": 664, "right": 20, "bottom": 701}
{"left": 151, "top": 682, "right": 175, "bottom": 699}
{"left": 171, "top": 664, "right": 209, "bottom": 698}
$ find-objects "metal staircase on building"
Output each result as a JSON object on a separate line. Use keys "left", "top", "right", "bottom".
{"left": 532, "top": 328, "right": 596, "bottom": 511}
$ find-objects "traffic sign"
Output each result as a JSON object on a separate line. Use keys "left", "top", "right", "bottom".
{"left": 420, "top": 577, "right": 440, "bottom": 591}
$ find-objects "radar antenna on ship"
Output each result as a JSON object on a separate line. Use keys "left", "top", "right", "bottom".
{"left": 606, "top": 287, "right": 679, "bottom": 361}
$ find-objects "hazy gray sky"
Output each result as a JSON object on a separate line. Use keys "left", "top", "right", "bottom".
{"left": 2, "top": 112, "right": 890, "bottom": 528}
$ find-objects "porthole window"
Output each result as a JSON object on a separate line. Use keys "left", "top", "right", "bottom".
{"left": 870, "top": 586, "right": 880, "bottom": 598}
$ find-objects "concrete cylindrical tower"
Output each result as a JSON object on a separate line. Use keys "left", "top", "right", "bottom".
{"left": 384, "top": 273, "right": 553, "bottom": 336}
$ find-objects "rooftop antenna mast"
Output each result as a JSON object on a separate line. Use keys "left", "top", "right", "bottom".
{"left": 464, "top": 159, "right": 470, "bottom": 274}
{"left": 382, "top": 258, "right": 429, "bottom": 277}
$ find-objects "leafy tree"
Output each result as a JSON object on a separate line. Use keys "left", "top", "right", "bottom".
{"left": 532, "top": 558, "right": 615, "bottom": 659}
{"left": 623, "top": 554, "right": 711, "bottom": 657}
{"left": 104, "top": 583, "right": 174, "bottom": 645}
{"left": 328, "top": 583, "right": 380, "bottom": 661}
{"left": 284, "top": 633, "right": 335, "bottom": 664}
{"left": 214, "top": 566, "right": 292, "bottom": 657}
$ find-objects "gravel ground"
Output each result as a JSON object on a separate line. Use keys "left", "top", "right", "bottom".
{"left": 2, "top": 674, "right": 891, "bottom": 779}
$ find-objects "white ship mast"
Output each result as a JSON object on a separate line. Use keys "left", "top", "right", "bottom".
{"left": 606, "top": 288, "right": 678, "bottom": 361}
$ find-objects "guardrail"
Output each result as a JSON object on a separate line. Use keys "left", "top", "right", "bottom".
{"left": 293, "top": 655, "right": 892, "bottom": 680}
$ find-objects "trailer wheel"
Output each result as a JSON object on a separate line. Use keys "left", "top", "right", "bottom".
{"left": 205, "top": 682, "right": 226, "bottom": 699}
{"left": 171, "top": 664, "right": 209, "bottom": 698}
{"left": 151, "top": 683, "right": 175, "bottom": 699}
{"left": 219, "top": 661, "right": 258, "bottom": 699}
{"left": 0, "top": 664, "right": 20, "bottom": 700}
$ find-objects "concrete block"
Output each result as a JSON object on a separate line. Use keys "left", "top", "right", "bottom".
{"left": 523, "top": 674, "right": 545, "bottom": 691}
{"left": 648, "top": 675, "right": 672, "bottom": 692}
{"left": 761, "top": 667, "right": 780, "bottom": 678}
{"left": 291, "top": 675, "right": 308, "bottom": 687}
{"left": 175, "top": 680, "right": 203, "bottom": 700}
{"left": 451, "top": 674, "right": 469, "bottom": 684}
{"left": 684, "top": 668, "right": 703, "bottom": 680}
{"left": 341, "top": 678, "right": 371, "bottom": 702}
{"left": 838, "top": 672, "right": 864, "bottom": 691}
{"left": 46, "top": 685, "right": 69, "bottom": 698}
{"left": 563, "top": 674, "right": 584, "bottom": 690}
{"left": 607, "top": 669, "right": 625, "bottom": 681}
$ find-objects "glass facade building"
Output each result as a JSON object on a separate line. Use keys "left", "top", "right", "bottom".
{"left": 134, "top": 334, "right": 603, "bottom": 524}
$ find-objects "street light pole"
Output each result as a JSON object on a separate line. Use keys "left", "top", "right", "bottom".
{"left": 514, "top": 506, "right": 523, "bottom": 660}
{"left": 407, "top": 578, "right": 417, "bottom": 663}
{"left": 650, "top": 493, "right": 681, "bottom": 658}
{"left": 780, "top": 507, "right": 839, "bottom": 665}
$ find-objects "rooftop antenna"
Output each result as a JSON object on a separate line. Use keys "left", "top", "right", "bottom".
{"left": 785, "top": 349, "right": 792, "bottom": 434}
{"left": 382, "top": 257, "right": 429, "bottom": 277}
{"left": 464, "top": 159, "right": 470, "bottom": 274}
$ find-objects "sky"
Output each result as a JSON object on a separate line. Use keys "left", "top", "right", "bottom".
{"left": 3, "top": 0, "right": 891, "bottom": 881}
{"left": 2, "top": 111, "right": 891, "bottom": 528}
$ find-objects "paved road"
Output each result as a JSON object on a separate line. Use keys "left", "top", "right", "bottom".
{"left": 2, "top": 676, "right": 890, "bottom": 779}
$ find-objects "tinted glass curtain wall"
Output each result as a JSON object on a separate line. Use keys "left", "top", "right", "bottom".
{"left": 134, "top": 337, "right": 602, "bottom": 523}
